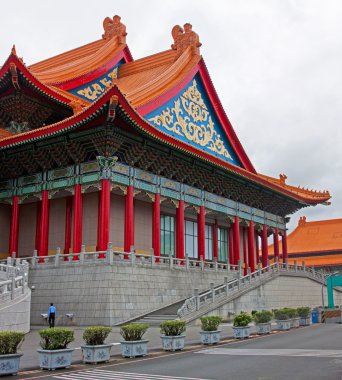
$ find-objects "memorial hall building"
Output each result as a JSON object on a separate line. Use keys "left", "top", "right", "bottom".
{"left": 0, "top": 16, "right": 331, "bottom": 272}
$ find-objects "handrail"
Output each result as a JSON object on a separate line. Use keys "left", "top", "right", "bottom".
{"left": 0, "top": 259, "right": 29, "bottom": 302}
{"left": 177, "top": 260, "right": 327, "bottom": 319}
{"left": 13, "top": 244, "right": 239, "bottom": 274}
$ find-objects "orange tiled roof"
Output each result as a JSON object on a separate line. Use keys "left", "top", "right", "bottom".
{"left": 288, "top": 255, "right": 342, "bottom": 267}
{"left": 0, "top": 129, "right": 13, "bottom": 138}
{"left": 269, "top": 217, "right": 342, "bottom": 255}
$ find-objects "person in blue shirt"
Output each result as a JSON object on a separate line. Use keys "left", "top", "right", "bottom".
{"left": 48, "top": 303, "right": 56, "bottom": 328}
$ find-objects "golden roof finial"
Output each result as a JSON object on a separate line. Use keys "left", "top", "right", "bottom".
{"left": 11, "top": 44, "right": 17, "bottom": 55}
{"left": 171, "top": 23, "right": 201, "bottom": 58}
{"left": 102, "top": 15, "right": 127, "bottom": 43}
{"left": 279, "top": 173, "right": 287, "bottom": 185}
{"left": 298, "top": 216, "right": 307, "bottom": 226}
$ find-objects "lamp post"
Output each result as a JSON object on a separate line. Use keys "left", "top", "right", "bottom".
{"left": 321, "top": 271, "right": 338, "bottom": 308}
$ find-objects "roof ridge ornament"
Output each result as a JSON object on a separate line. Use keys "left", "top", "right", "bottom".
{"left": 102, "top": 15, "right": 127, "bottom": 43}
{"left": 279, "top": 173, "right": 287, "bottom": 185}
{"left": 171, "top": 23, "right": 202, "bottom": 58}
{"left": 298, "top": 216, "right": 307, "bottom": 226}
{"left": 11, "top": 45, "right": 17, "bottom": 55}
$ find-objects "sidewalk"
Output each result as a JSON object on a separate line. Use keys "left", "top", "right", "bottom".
{"left": 20, "top": 323, "right": 243, "bottom": 370}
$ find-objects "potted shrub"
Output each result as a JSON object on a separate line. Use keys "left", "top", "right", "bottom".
{"left": 0, "top": 331, "right": 25, "bottom": 376}
{"left": 160, "top": 320, "right": 186, "bottom": 351}
{"left": 274, "top": 309, "right": 291, "bottom": 331}
{"left": 284, "top": 308, "right": 300, "bottom": 328}
{"left": 37, "top": 328, "right": 74, "bottom": 370}
{"left": 232, "top": 313, "right": 252, "bottom": 339}
{"left": 253, "top": 311, "right": 273, "bottom": 335}
{"left": 81, "top": 326, "right": 112, "bottom": 364}
{"left": 297, "top": 307, "right": 311, "bottom": 326}
{"left": 199, "top": 316, "right": 223, "bottom": 345}
{"left": 120, "top": 324, "right": 149, "bottom": 358}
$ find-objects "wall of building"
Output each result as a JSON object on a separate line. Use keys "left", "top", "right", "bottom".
{"left": 0, "top": 204, "right": 10, "bottom": 257}
{"left": 18, "top": 203, "right": 36, "bottom": 257}
{"left": 110, "top": 193, "right": 125, "bottom": 251}
{"left": 134, "top": 200, "right": 152, "bottom": 253}
{"left": 48, "top": 198, "right": 66, "bottom": 252}
{"left": 29, "top": 264, "right": 237, "bottom": 326}
{"left": 0, "top": 289, "right": 31, "bottom": 333}
{"left": 82, "top": 192, "right": 98, "bottom": 250}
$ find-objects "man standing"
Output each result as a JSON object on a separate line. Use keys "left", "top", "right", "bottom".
{"left": 48, "top": 303, "right": 56, "bottom": 328}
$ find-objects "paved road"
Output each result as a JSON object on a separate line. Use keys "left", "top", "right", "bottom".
{"left": 15, "top": 324, "right": 342, "bottom": 380}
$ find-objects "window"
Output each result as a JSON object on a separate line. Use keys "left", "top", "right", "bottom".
{"left": 218, "top": 227, "right": 228, "bottom": 262}
{"left": 185, "top": 220, "right": 198, "bottom": 258}
{"left": 160, "top": 215, "right": 175, "bottom": 256}
{"left": 205, "top": 224, "right": 213, "bottom": 261}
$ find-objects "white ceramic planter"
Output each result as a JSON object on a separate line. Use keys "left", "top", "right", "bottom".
{"left": 161, "top": 335, "right": 186, "bottom": 351}
{"left": 255, "top": 323, "right": 272, "bottom": 335}
{"left": 232, "top": 326, "right": 251, "bottom": 339}
{"left": 299, "top": 317, "right": 311, "bottom": 326}
{"left": 200, "top": 330, "right": 221, "bottom": 345}
{"left": 292, "top": 317, "right": 300, "bottom": 328}
{"left": 37, "top": 348, "right": 74, "bottom": 370}
{"left": 120, "top": 340, "right": 148, "bottom": 358}
{"left": 0, "top": 353, "right": 22, "bottom": 376}
{"left": 81, "top": 344, "right": 112, "bottom": 364}
{"left": 276, "top": 319, "right": 291, "bottom": 331}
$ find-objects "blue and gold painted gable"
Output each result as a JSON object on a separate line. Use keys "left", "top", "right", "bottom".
{"left": 68, "top": 59, "right": 124, "bottom": 102}
{"left": 145, "top": 74, "right": 242, "bottom": 167}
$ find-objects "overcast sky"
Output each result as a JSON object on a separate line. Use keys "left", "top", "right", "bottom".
{"left": 1, "top": 0, "right": 341, "bottom": 232}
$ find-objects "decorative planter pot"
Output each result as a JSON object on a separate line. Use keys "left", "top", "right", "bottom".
{"left": 276, "top": 319, "right": 291, "bottom": 331}
{"left": 0, "top": 353, "right": 22, "bottom": 376}
{"left": 37, "top": 348, "right": 74, "bottom": 370}
{"left": 299, "top": 317, "right": 311, "bottom": 326}
{"left": 120, "top": 340, "right": 148, "bottom": 358}
{"left": 81, "top": 344, "right": 112, "bottom": 364}
{"left": 200, "top": 331, "right": 221, "bottom": 345}
{"left": 161, "top": 335, "right": 186, "bottom": 351}
{"left": 292, "top": 317, "right": 300, "bottom": 328}
{"left": 232, "top": 326, "right": 251, "bottom": 339}
{"left": 255, "top": 323, "right": 272, "bottom": 335}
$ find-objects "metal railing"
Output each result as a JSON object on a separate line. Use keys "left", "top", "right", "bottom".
{"left": 177, "top": 260, "right": 327, "bottom": 319}
{"left": 14, "top": 243, "right": 239, "bottom": 274}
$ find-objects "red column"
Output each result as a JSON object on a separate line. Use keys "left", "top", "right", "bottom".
{"left": 9, "top": 196, "right": 20, "bottom": 257}
{"left": 261, "top": 224, "right": 268, "bottom": 267}
{"left": 64, "top": 197, "right": 72, "bottom": 255}
{"left": 152, "top": 193, "right": 161, "bottom": 260}
{"left": 35, "top": 202, "right": 41, "bottom": 253}
{"left": 124, "top": 185, "right": 134, "bottom": 253}
{"left": 197, "top": 206, "right": 205, "bottom": 261}
{"left": 228, "top": 227, "right": 234, "bottom": 265}
{"left": 72, "top": 184, "right": 82, "bottom": 257}
{"left": 38, "top": 190, "right": 49, "bottom": 257}
{"left": 248, "top": 221, "right": 255, "bottom": 273}
{"left": 282, "top": 230, "right": 288, "bottom": 263}
{"left": 176, "top": 200, "right": 185, "bottom": 259}
{"left": 242, "top": 227, "right": 248, "bottom": 275}
{"left": 97, "top": 179, "right": 111, "bottom": 252}
{"left": 233, "top": 216, "right": 240, "bottom": 266}
{"left": 213, "top": 221, "right": 218, "bottom": 262}
{"left": 273, "top": 227, "right": 280, "bottom": 262}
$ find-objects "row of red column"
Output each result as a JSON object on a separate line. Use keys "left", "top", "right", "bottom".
{"left": 8, "top": 184, "right": 288, "bottom": 268}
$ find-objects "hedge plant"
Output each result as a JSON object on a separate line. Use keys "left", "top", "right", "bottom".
{"left": 0, "top": 332, "right": 25, "bottom": 355}
{"left": 160, "top": 320, "right": 186, "bottom": 336}
{"left": 283, "top": 308, "right": 298, "bottom": 318}
{"left": 233, "top": 313, "right": 252, "bottom": 327}
{"left": 253, "top": 311, "right": 273, "bottom": 324}
{"left": 83, "top": 326, "right": 112, "bottom": 346}
{"left": 274, "top": 309, "right": 290, "bottom": 321}
{"left": 200, "top": 316, "right": 223, "bottom": 331}
{"left": 120, "top": 324, "right": 148, "bottom": 341}
{"left": 297, "top": 307, "right": 311, "bottom": 318}
{"left": 39, "top": 328, "right": 74, "bottom": 350}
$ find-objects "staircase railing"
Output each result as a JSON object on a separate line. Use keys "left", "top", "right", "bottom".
{"left": 0, "top": 258, "right": 29, "bottom": 302}
{"left": 177, "top": 260, "right": 327, "bottom": 319}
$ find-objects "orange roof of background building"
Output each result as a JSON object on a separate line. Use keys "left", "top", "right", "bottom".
{"left": 269, "top": 217, "right": 342, "bottom": 254}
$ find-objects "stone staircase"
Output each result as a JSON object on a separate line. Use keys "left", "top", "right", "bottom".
{"left": 120, "top": 261, "right": 329, "bottom": 326}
